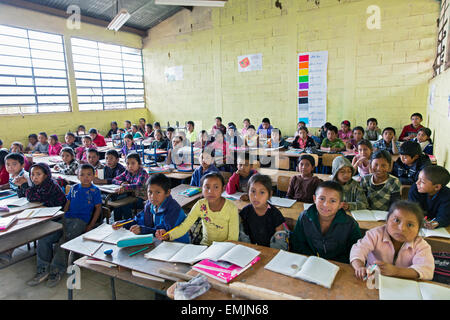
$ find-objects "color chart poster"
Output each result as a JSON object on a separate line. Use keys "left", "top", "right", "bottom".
{"left": 298, "top": 51, "right": 328, "bottom": 127}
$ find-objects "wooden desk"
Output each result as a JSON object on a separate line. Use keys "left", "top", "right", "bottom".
{"left": 166, "top": 242, "right": 380, "bottom": 300}
{"left": 171, "top": 184, "right": 203, "bottom": 208}
{"left": 0, "top": 196, "right": 42, "bottom": 217}
{"left": 257, "top": 168, "right": 330, "bottom": 183}
{"left": 32, "top": 155, "right": 62, "bottom": 167}
{"left": 232, "top": 199, "right": 304, "bottom": 222}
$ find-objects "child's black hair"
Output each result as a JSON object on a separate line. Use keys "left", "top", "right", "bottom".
{"left": 262, "top": 117, "right": 271, "bottom": 124}
{"left": 200, "top": 172, "right": 225, "bottom": 188}
{"left": 248, "top": 125, "right": 256, "bottom": 130}
{"left": 83, "top": 135, "right": 92, "bottom": 141}
{"left": 39, "top": 132, "right": 47, "bottom": 138}
{"left": 187, "top": 120, "right": 195, "bottom": 127}
{"left": 418, "top": 127, "right": 432, "bottom": 143}
{"left": 124, "top": 133, "right": 134, "bottom": 141}
{"left": 126, "top": 152, "right": 142, "bottom": 165}
{"left": 28, "top": 133, "right": 38, "bottom": 140}
{"left": 11, "top": 141, "right": 24, "bottom": 152}
{"left": 146, "top": 123, "right": 153, "bottom": 129}
{"left": 322, "top": 122, "right": 332, "bottom": 130}
{"left": 5, "top": 152, "right": 24, "bottom": 165}
{"left": 139, "top": 118, "right": 146, "bottom": 122}
{"left": 422, "top": 165, "right": 450, "bottom": 186}
{"left": 106, "top": 149, "right": 120, "bottom": 159}
{"left": 132, "top": 124, "right": 139, "bottom": 130}
{"left": 167, "top": 127, "right": 175, "bottom": 132}
{"left": 89, "top": 128, "right": 98, "bottom": 134}
{"left": 60, "top": 147, "right": 75, "bottom": 157}
{"left": 215, "top": 117, "right": 222, "bottom": 122}
{"left": 315, "top": 180, "right": 343, "bottom": 201}
{"left": 382, "top": 127, "right": 396, "bottom": 136}
{"left": 77, "top": 125, "right": 85, "bottom": 130}
{"left": 146, "top": 173, "right": 171, "bottom": 192}
{"left": 399, "top": 140, "right": 422, "bottom": 158}
{"left": 353, "top": 126, "right": 365, "bottom": 135}
{"left": 327, "top": 125, "right": 338, "bottom": 134}
{"left": 0, "top": 149, "right": 8, "bottom": 166}
{"left": 411, "top": 113, "right": 423, "bottom": 120}
{"left": 370, "top": 149, "right": 392, "bottom": 164}
{"left": 87, "top": 148, "right": 99, "bottom": 156}
{"left": 125, "top": 120, "right": 132, "bottom": 125}
{"left": 248, "top": 174, "right": 273, "bottom": 197}
{"left": 297, "top": 154, "right": 316, "bottom": 167}
{"left": 367, "top": 118, "right": 378, "bottom": 125}
{"left": 298, "top": 126, "right": 309, "bottom": 134}
{"left": 111, "top": 121, "right": 118, "bottom": 126}
{"left": 79, "top": 163, "right": 95, "bottom": 175}
{"left": 65, "top": 132, "right": 76, "bottom": 138}
{"left": 243, "top": 118, "right": 250, "bottom": 123}
{"left": 387, "top": 200, "right": 424, "bottom": 230}
{"left": 153, "top": 121, "right": 161, "bottom": 127}
{"left": 50, "top": 134, "right": 59, "bottom": 142}
{"left": 357, "top": 139, "right": 373, "bottom": 150}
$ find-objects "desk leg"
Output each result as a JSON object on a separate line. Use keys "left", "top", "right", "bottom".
{"left": 110, "top": 277, "right": 116, "bottom": 300}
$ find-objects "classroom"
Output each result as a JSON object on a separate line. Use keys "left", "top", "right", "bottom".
{"left": 0, "top": 0, "right": 449, "bottom": 304}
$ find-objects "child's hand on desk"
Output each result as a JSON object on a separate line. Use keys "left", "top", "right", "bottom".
{"left": 130, "top": 225, "right": 141, "bottom": 235}
{"left": 93, "top": 177, "right": 103, "bottom": 184}
{"left": 351, "top": 259, "right": 367, "bottom": 280}
{"left": 13, "top": 176, "right": 27, "bottom": 186}
{"left": 155, "top": 229, "right": 169, "bottom": 241}
{"left": 424, "top": 221, "right": 439, "bottom": 229}
{"left": 341, "top": 202, "right": 350, "bottom": 211}
{"left": 240, "top": 194, "right": 249, "bottom": 201}
{"left": 112, "top": 222, "right": 122, "bottom": 230}
{"left": 374, "top": 261, "right": 397, "bottom": 277}
{"left": 53, "top": 165, "right": 60, "bottom": 171}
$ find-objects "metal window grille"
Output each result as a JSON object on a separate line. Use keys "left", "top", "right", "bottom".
{"left": 71, "top": 37, "right": 145, "bottom": 111}
{"left": 0, "top": 24, "right": 71, "bottom": 115}
{"left": 433, "top": 0, "right": 450, "bottom": 76}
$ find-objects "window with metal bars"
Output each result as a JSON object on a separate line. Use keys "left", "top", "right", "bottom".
{"left": 0, "top": 25, "right": 71, "bottom": 115}
{"left": 433, "top": 0, "right": 450, "bottom": 76}
{"left": 71, "top": 37, "right": 145, "bottom": 111}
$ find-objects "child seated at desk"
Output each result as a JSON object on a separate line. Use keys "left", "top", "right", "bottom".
{"left": 124, "top": 120, "right": 132, "bottom": 133}
{"left": 194, "top": 130, "right": 213, "bottom": 150}
{"left": 112, "top": 153, "right": 149, "bottom": 207}
{"left": 350, "top": 200, "right": 434, "bottom": 281}
{"left": 53, "top": 147, "right": 79, "bottom": 175}
{"left": 364, "top": 118, "right": 381, "bottom": 142}
{"left": 372, "top": 127, "right": 400, "bottom": 155}
{"left": 121, "top": 133, "right": 137, "bottom": 157}
{"left": 63, "top": 132, "right": 79, "bottom": 151}
{"left": 360, "top": 150, "right": 402, "bottom": 211}
{"left": 22, "top": 163, "right": 67, "bottom": 207}
{"left": 291, "top": 126, "right": 316, "bottom": 149}
{"left": 27, "top": 164, "right": 102, "bottom": 288}
{"left": 4, "top": 153, "right": 32, "bottom": 195}
{"left": 10, "top": 141, "right": 31, "bottom": 171}
{"left": 144, "top": 123, "right": 153, "bottom": 138}
{"left": 160, "top": 172, "right": 239, "bottom": 245}
{"left": 0, "top": 149, "right": 9, "bottom": 187}
{"left": 48, "top": 135, "right": 62, "bottom": 156}
{"left": 320, "top": 125, "right": 346, "bottom": 152}
{"left": 106, "top": 121, "right": 118, "bottom": 139}
{"left": 115, "top": 174, "right": 190, "bottom": 243}
{"left": 225, "top": 124, "right": 244, "bottom": 148}
{"left": 75, "top": 135, "right": 96, "bottom": 163}
{"left": 408, "top": 165, "right": 450, "bottom": 229}
{"left": 338, "top": 120, "right": 353, "bottom": 141}
{"left": 286, "top": 154, "right": 322, "bottom": 203}
{"left": 87, "top": 148, "right": 104, "bottom": 172}
{"left": 165, "top": 127, "right": 175, "bottom": 150}
{"left": 150, "top": 129, "right": 168, "bottom": 150}
{"left": 211, "top": 116, "right": 226, "bottom": 135}
{"left": 165, "top": 135, "right": 184, "bottom": 165}
{"left": 244, "top": 125, "right": 259, "bottom": 148}
{"left": 238, "top": 174, "right": 287, "bottom": 250}
{"left": 94, "top": 149, "right": 125, "bottom": 185}
{"left": 290, "top": 180, "right": 362, "bottom": 263}
{"left": 399, "top": 112, "right": 424, "bottom": 141}
{"left": 413, "top": 127, "right": 433, "bottom": 156}
{"left": 32, "top": 132, "right": 49, "bottom": 155}
{"left": 346, "top": 126, "right": 364, "bottom": 151}
{"left": 351, "top": 139, "right": 372, "bottom": 178}
{"left": 209, "top": 131, "right": 230, "bottom": 165}
{"left": 241, "top": 118, "right": 251, "bottom": 137}
{"left": 75, "top": 125, "right": 86, "bottom": 145}
{"left": 392, "top": 140, "right": 431, "bottom": 185}
{"left": 132, "top": 124, "right": 144, "bottom": 139}
{"left": 331, "top": 156, "right": 368, "bottom": 211}
{"left": 226, "top": 154, "right": 257, "bottom": 200}
{"left": 190, "top": 150, "right": 220, "bottom": 187}
{"left": 263, "top": 128, "right": 289, "bottom": 149}
{"left": 89, "top": 128, "right": 107, "bottom": 147}
{"left": 25, "top": 133, "right": 38, "bottom": 152}
{"left": 257, "top": 117, "right": 273, "bottom": 139}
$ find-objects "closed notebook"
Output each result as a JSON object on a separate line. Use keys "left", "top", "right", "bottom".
{"left": 192, "top": 256, "right": 261, "bottom": 283}
{"left": 264, "top": 250, "right": 340, "bottom": 289}
{"left": 144, "top": 241, "right": 260, "bottom": 267}
{"left": 379, "top": 274, "right": 450, "bottom": 300}
{"left": 221, "top": 191, "right": 246, "bottom": 201}
{"left": 351, "top": 210, "right": 388, "bottom": 221}
{"left": 419, "top": 227, "right": 450, "bottom": 239}
{"left": 268, "top": 197, "right": 296, "bottom": 208}
{"left": 178, "top": 187, "right": 202, "bottom": 197}
{"left": 0, "top": 215, "right": 17, "bottom": 230}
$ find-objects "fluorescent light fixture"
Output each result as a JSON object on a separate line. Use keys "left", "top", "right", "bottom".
{"left": 155, "top": 0, "right": 227, "bottom": 7}
{"left": 107, "top": 9, "right": 131, "bottom": 31}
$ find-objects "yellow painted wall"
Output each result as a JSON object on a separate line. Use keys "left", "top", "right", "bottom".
{"left": 143, "top": 0, "right": 438, "bottom": 136}
{"left": 428, "top": 69, "right": 450, "bottom": 171}
{"left": 0, "top": 3, "right": 150, "bottom": 148}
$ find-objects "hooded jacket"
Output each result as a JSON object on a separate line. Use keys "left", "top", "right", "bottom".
{"left": 331, "top": 156, "right": 368, "bottom": 210}
{"left": 20, "top": 163, "right": 67, "bottom": 207}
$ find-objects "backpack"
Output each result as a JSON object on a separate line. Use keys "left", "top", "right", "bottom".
{"left": 432, "top": 252, "right": 450, "bottom": 285}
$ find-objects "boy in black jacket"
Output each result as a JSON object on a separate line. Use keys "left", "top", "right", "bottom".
{"left": 392, "top": 140, "right": 431, "bottom": 185}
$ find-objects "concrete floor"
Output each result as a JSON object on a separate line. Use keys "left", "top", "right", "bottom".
{"left": 0, "top": 245, "right": 156, "bottom": 300}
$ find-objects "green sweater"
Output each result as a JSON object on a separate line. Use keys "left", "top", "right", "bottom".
{"left": 321, "top": 138, "right": 345, "bottom": 150}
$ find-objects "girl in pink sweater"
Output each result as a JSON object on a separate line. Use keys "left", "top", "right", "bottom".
{"left": 48, "top": 135, "right": 63, "bottom": 156}
{"left": 350, "top": 200, "right": 434, "bottom": 281}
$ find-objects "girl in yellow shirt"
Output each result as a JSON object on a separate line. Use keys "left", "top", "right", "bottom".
{"left": 157, "top": 172, "right": 239, "bottom": 245}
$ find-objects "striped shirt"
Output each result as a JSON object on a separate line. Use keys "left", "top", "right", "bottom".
{"left": 112, "top": 168, "right": 149, "bottom": 200}
{"left": 360, "top": 174, "right": 401, "bottom": 211}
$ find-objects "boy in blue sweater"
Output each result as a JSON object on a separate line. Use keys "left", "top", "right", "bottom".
{"left": 190, "top": 150, "right": 219, "bottom": 187}
{"left": 408, "top": 165, "right": 450, "bottom": 229}
{"left": 113, "top": 173, "right": 190, "bottom": 243}
{"left": 27, "top": 164, "right": 102, "bottom": 288}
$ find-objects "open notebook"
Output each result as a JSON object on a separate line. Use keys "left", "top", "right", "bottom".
{"left": 264, "top": 250, "right": 340, "bottom": 289}
{"left": 419, "top": 227, "right": 450, "bottom": 239}
{"left": 351, "top": 210, "right": 388, "bottom": 222}
{"left": 379, "top": 274, "right": 450, "bottom": 300}
{"left": 16, "top": 207, "right": 61, "bottom": 219}
{"left": 82, "top": 223, "right": 136, "bottom": 245}
{"left": 144, "top": 241, "right": 260, "bottom": 267}
{"left": 0, "top": 215, "right": 17, "bottom": 230}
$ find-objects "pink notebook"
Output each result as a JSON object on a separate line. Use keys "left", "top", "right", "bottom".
{"left": 192, "top": 256, "right": 261, "bottom": 283}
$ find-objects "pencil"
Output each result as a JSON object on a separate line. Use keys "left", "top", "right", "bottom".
{"left": 162, "top": 226, "right": 179, "bottom": 238}
{"left": 90, "top": 243, "right": 103, "bottom": 256}
{"left": 115, "top": 220, "right": 134, "bottom": 228}
{"left": 129, "top": 246, "right": 149, "bottom": 257}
